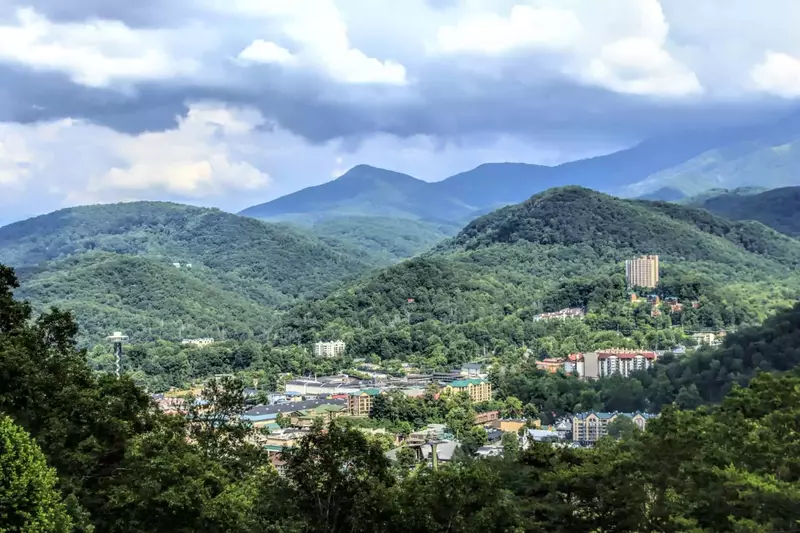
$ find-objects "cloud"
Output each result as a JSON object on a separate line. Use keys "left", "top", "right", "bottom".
{"left": 751, "top": 52, "right": 800, "bottom": 98}
{"left": 0, "top": 102, "right": 271, "bottom": 218}
{"left": 435, "top": 0, "right": 702, "bottom": 97}
{"left": 234, "top": 0, "right": 408, "bottom": 85}
{"left": 0, "top": 8, "right": 199, "bottom": 87}
{"left": 238, "top": 40, "right": 295, "bottom": 65}
{"left": 436, "top": 6, "right": 581, "bottom": 54}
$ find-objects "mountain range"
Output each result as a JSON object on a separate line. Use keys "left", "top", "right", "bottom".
{"left": 696, "top": 187, "right": 800, "bottom": 238}
{"left": 240, "top": 111, "right": 800, "bottom": 224}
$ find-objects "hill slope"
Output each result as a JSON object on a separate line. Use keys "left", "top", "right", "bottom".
{"left": 274, "top": 187, "right": 800, "bottom": 363}
{"left": 697, "top": 186, "right": 800, "bottom": 237}
{"left": 305, "top": 216, "right": 459, "bottom": 265}
{"left": 0, "top": 202, "right": 373, "bottom": 343}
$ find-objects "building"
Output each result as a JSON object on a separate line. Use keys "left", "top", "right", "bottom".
{"left": 535, "top": 358, "right": 565, "bottom": 373}
{"left": 534, "top": 307, "right": 586, "bottom": 322}
{"left": 284, "top": 379, "right": 362, "bottom": 396}
{"left": 181, "top": 338, "right": 215, "bottom": 347}
{"left": 693, "top": 331, "right": 726, "bottom": 347}
{"left": 572, "top": 412, "right": 656, "bottom": 444}
{"left": 570, "top": 350, "right": 658, "bottom": 379}
{"left": 474, "top": 410, "right": 500, "bottom": 425}
{"left": 444, "top": 379, "right": 492, "bottom": 403}
{"left": 491, "top": 419, "right": 536, "bottom": 433}
{"left": 460, "top": 362, "right": 484, "bottom": 377}
{"left": 290, "top": 404, "right": 347, "bottom": 427}
{"left": 242, "top": 398, "right": 346, "bottom": 428}
{"left": 625, "top": 255, "right": 660, "bottom": 289}
{"left": 313, "top": 340, "right": 346, "bottom": 358}
{"left": 347, "top": 388, "right": 382, "bottom": 417}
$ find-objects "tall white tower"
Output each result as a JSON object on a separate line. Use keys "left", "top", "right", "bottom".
{"left": 106, "top": 331, "right": 129, "bottom": 379}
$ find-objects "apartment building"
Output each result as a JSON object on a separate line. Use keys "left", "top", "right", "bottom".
{"left": 313, "top": 340, "right": 346, "bottom": 358}
{"left": 572, "top": 411, "right": 655, "bottom": 443}
{"left": 625, "top": 255, "right": 660, "bottom": 289}
{"left": 444, "top": 379, "right": 492, "bottom": 402}
{"left": 347, "top": 388, "right": 382, "bottom": 417}
{"left": 569, "top": 350, "right": 658, "bottom": 379}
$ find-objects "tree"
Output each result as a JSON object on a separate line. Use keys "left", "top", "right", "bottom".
{"left": 0, "top": 415, "right": 72, "bottom": 532}
{"left": 606, "top": 415, "right": 638, "bottom": 440}
{"left": 281, "top": 425, "right": 395, "bottom": 533}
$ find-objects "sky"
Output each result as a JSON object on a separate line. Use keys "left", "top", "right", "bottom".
{"left": 1, "top": 0, "right": 800, "bottom": 223}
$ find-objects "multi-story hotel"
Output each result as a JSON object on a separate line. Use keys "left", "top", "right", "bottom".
{"left": 347, "top": 388, "right": 381, "bottom": 417}
{"left": 565, "top": 350, "right": 658, "bottom": 379}
{"left": 625, "top": 255, "right": 660, "bottom": 289}
{"left": 572, "top": 411, "right": 656, "bottom": 443}
{"left": 444, "top": 379, "right": 492, "bottom": 403}
{"left": 312, "top": 340, "right": 346, "bottom": 358}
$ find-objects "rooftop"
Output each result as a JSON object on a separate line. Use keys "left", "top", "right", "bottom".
{"left": 449, "top": 378, "right": 486, "bottom": 388}
{"left": 573, "top": 411, "right": 657, "bottom": 421}
{"left": 244, "top": 398, "right": 346, "bottom": 418}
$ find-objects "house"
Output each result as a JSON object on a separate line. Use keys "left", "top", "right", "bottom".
{"left": 522, "top": 428, "right": 560, "bottom": 447}
{"left": 444, "top": 379, "right": 492, "bottom": 402}
{"left": 290, "top": 403, "right": 347, "bottom": 427}
{"left": 534, "top": 307, "right": 586, "bottom": 322}
{"left": 692, "top": 331, "right": 726, "bottom": 347}
{"left": 486, "top": 429, "right": 504, "bottom": 443}
{"left": 460, "top": 362, "right": 484, "bottom": 377}
{"left": 181, "top": 338, "right": 215, "bottom": 347}
{"left": 261, "top": 428, "right": 309, "bottom": 449}
{"left": 312, "top": 340, "right": 346, "bottom": 358}
{"left": 535, "top": 358, "right": 565, "bottom": 373}
{"left": 347, "top": 388, "right": 382, "bottom": 417}
{"left": 572, "top": 412, "right": 656, "bottom": 444}
{"left": 406, "top": 424, "right": 450, "bottom": 445}
{"left": 475, "top": 444, "right": 503, "bottom": 458}
{"left": 474, "top": 410, "right": 500, "bottom": 425}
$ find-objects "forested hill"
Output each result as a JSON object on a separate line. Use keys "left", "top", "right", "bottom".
{"left": 275, "top": 186, "right": 800, "bottom": 365}
{"left": 447, "top": 186, "right": 800, "bottom": 270}
{"left": 697, "top": 186, "right": 800, "bottom": 238}
{"left": 0, "top": 202, "right": 374, "bottom": 343}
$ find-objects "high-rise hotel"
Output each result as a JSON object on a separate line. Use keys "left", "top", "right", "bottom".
{"left": 625, "top": 255, "right": 660, "bottom": 289}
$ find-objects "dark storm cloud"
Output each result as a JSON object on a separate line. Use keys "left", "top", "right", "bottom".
{"left": 2, "top": 59, "right": 791, "bottom": 152}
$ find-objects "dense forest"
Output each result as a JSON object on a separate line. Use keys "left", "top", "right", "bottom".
{"left": 0, "top": 202, "right": 375, "bottom": 343}
{"left": 274, "top": 188, "right": 800, "bottom": 366}
{"left": 2, "top": 263, "right": 800, "bottom": 533}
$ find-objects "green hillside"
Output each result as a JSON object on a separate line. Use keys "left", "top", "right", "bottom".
{"left": 0, "top": 202, "right": 373, "bottom": 343}
{"left": 697, "top": 186, "right": 800, "bottom": 237}
{"left": 275, "top": 187, "right": 800, "bottom": 366}
{"left": 306, "top": 216, "right": 459, "bottom": 265}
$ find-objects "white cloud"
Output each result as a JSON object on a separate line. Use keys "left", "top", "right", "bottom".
{"left": 238, "top": 40, "right": 295, "bottom": 65}
{"left": 233, "top": 0, "right": 408, "bottom": 85}
{"left": 74, "top": 103, "right": 270, "bottom": 203}
{"left": 435, "top": 0, "right": 702, "bottom": 97}
{"left": 0, "top": 8, "right": 197, "bottom": 87}
{"left": 437, "top": 5, "right": 582, "bottom": 54}
{"left": 750, "top": 51, "right": 800, "bottom": 98}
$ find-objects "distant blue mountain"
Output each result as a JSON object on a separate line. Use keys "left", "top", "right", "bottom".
{"left": 241, "top": 111, "right": 800, "bottom": 223}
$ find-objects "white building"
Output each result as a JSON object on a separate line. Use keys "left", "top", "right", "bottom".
{"left": 181, "top": 338, "right": 215, "bottom": 347}
{"left": 313, "top": 340, "right": 346, "bottom": 358}
{"left": 567, "top": 350, "right": 658, "bottom": 379}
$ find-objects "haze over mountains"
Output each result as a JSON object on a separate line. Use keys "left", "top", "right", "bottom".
{"left": 241, "top": 110, "right": 800, "bottom": 223}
